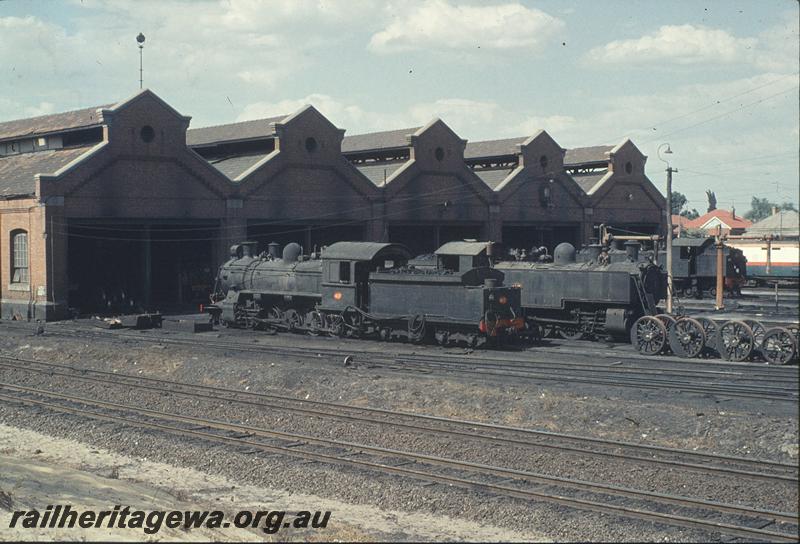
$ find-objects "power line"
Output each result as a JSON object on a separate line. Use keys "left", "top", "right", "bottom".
{"left": 621, "top": 73, "right": 798, "bottom": 143}
{"left": 641, "top": 84, "right": 799, "bottom": 144}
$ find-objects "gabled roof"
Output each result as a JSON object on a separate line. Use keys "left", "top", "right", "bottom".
{"left": 0, "top": 104, "right": 109, "bottom": 143}
{"left": 745, "top": 210, "right": 799, "bottom": 237}
{"left": 571, "top": 172, "right": 608, "bottom": 193}
{"left": 341, "top": 127, "right": 419, "bottom": 153}
{"left": 564, "top": 145, "right": 613, "bottom": 166}
{"left": 187, "top": 115, "right": 288, "bottom": 147}
{"left": 464, "top": 137, "right": 526, "bottom": 159}
{"left": 474, "top": 168, "right": 515, "bottom": 190}
{"left": 354, "top": 162, "right": 405, "bottom": 186}
{"left": 207, "top": 153, "right": 272, "bottom": 181}
{"left": 0, "top": 145, "right": 98, "bottom": 197}
{"left": 685, "top": 209, "right": 752, "bottom": 230}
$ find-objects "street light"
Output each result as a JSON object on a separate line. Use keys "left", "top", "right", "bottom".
{"left": 136, "top": 33, "right": 146, "bottom": 89}
{"left": 658, "top": 143, "right": 676, "bottom": 314}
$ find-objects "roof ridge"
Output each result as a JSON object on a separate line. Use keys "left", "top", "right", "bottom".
{"left": 188, "top": 114, "right": 288, "bottom": 133}
{"left": 0, "top": 103, "right": 111, "bottom": 127}
{"left": 466, "top": 135, "right": 527, "bottom": 145}
{"left": 344, "top": 126, "right": 421, "bottom": 139}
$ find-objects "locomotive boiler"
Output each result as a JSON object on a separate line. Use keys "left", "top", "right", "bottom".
{"left": 208, "top": 240, "right": 524, "bottom": 346}
{"left": 495, "top": 241, "right": 667, "bottom": 340}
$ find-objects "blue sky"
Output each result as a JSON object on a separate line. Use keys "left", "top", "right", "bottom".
{"left": 1, "top": 0, "right": 798, "bottom": 214}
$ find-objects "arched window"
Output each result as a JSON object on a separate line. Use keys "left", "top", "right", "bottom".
{"left": 11, "top": 229, "right": 28, "bottom": 284}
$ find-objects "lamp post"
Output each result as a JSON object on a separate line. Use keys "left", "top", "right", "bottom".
{"left": 136, "top": 33, "right": 146, "bottom": 89}
{"left": 658, "top": 143, "right": 676, "bottom": 314}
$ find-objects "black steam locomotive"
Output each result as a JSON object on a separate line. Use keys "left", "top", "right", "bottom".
{"left": 208, "top": 240, "right": 524, "bottom": 346}
{"left": 660, "top": 238, "right": 747, "bottom": 297}
{"left": 596, "top": 237, "right": 746, "bottom": 298}
{"left": 494, "top": 241, "right": 667, "bottom": 340}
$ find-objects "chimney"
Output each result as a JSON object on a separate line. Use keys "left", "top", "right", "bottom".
{"left": 731, "top": 206, "right": 735, "bottom": 219}
{"left": 772, "top": 206, "right": 780, "bottom": 216}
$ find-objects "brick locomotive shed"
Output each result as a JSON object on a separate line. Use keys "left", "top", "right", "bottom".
{"left": 0, "top": 90, "right": 664, "bottom": 320}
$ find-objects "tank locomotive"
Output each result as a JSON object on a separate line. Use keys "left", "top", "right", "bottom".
{"left": 495, "top": 240, "right": 667, "bottom": 340}
{"left": 208, "top": 240, "right": 524, "bottom": 346}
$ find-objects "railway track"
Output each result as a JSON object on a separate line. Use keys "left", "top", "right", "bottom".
{"left": 2, "top": 321, "right": 797, "bottom": 402}
{"left": 1, "top": 381, "right": 797, "bottom": 542}
{"left": 1, "top": 354, "right": 796, "bottom": 484}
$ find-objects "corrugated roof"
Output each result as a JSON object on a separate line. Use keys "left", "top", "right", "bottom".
{"left": 341, "top": 127, "right": 419, "bottom": 153}
{"left": 746, "top": 210, "right": 800, "bottom": 237}
{"left": 464, "top": 137, "right": 526, "bottom": 159}
{"left": 187, "top": 115, "right": 287, "bottom": 147}
{"left": 564, "top": 145, "right": 613, "bottom": 165}
{"left": 474, "top": 168, "right": 514, "bottom": 190}
{"left": 571, "top": 172, "right": 607, "bottom": 193}
{"left": 207, "top": 153, "right": 270, "bottom": 181}
{"left": 0, "top": 146, "right": 96, "bottom": 197}
{"left": 0, "top": 104, "right": 109, "bottom": 142}
{"left": 355, "top": 162, "right": 405, "bottom": 186}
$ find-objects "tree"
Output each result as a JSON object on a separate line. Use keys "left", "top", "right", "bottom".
{"left": 681, "top": 208, "right": 700, "bottom": 220}
{"left": 705, "top": 190, "right": 717, "bottom": 212}
{"left": 670, "top": 191, "right": 687, "bottom": 215}
{"left": 670, "top": 191, "right": 699, "bottom": 219}
{"left": 744, "top": 197, "right": 797, "bottom": 222}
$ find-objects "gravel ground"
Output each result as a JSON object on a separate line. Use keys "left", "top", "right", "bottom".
{"left": 0, "top": 322, "right": 797, "bottom": 542}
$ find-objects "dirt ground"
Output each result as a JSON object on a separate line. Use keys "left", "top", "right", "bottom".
{"left": 0, "top": 424, "right": 547, "bottom": 542}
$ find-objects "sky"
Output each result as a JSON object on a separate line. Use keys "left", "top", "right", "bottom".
{"left": 1, "top": 0, "right": 798, "bottom": 215}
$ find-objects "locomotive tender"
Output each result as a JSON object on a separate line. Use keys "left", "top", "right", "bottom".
{"left": 209, "top": 240, "right": 524, "bottom": 346}
{"left": 495, "top": 241, "right": 667, "bottom": 340}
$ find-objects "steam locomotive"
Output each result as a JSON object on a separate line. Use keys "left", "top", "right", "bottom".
{"left": 208, "top": 240, "right": 524, "bottom": 346}
{"left": 494, "top": 241, "right": 667, "bottom": 340}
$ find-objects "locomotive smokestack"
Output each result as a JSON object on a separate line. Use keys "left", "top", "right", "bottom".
{"left": 624, "top": 240, "right": 640, "bottom": 262}
{"left": 267, "top": 241, "right": 281, "bottom": 260}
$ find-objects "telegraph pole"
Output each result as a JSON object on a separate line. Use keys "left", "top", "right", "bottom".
{"left": 658, "top": 143, "right": 675, "bottom": 314}
{"left": 136, "top": 33, "right": 146, "bottom": 89}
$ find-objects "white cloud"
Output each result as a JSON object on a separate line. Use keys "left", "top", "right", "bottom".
{"left": 369, "top": 0, "right": 563, "bottom": 54}
{"left": 510, "top": 115, "right": 578, "bottom": 138}
{"left": 237, "top": 94, "right": 379, "bottom": 129}
{"left": 585, "top": 24, "right": 757, "bottom": 65}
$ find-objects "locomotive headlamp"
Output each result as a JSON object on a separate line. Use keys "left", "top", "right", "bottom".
{"left": 498, "top": 295, "right": 508, "bottom": 305}
{"left": 333, "top": 292, "right": 343, "bottom": 301}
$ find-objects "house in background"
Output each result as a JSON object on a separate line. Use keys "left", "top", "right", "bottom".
{"left": 681, "top": 208, "right": 752, "bottom": 236}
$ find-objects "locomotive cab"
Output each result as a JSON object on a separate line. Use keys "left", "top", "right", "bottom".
{"left": 319, "top": 242, "right": 412, "bottom": 312}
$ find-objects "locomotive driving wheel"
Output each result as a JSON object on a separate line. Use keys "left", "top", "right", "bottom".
{"left": 328, "top": 314, "right": 345, "bottom": 337}
{"left": 743, "top": 319, "right": 766, "bottom": 358}
{"left": 307, "top": 311, "right": 325, "bottom": 336}
{"left": 694, "top": 317, "right": 718, "bottom": 353}
{"left": 557, "top": 327, "right": 585, "bottom": 341}
{"left": 630, "top": 316, "right": 668, "bottom": 356}
{"left": 669, "top": 318, "right": 706, "bottom": 359}
{"left": 284, "top": 309, "right": 302, "bottom": 331}
{"left": 716, "top": 320, "right": 754, "bottom": 362}
{"left": 761, "top": 327, "right": 798, "bottom": 365}
{"left": 654, "top": 314, "right": 676, "bottom": 354}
